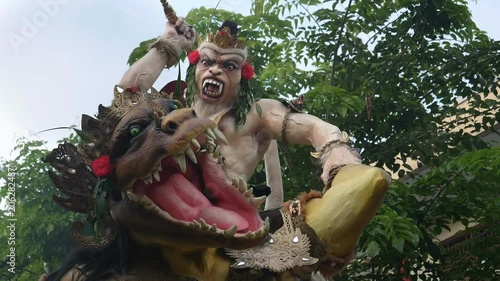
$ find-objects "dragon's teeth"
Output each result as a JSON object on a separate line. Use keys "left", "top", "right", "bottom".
{"left": 245, "top": 232, "right": 256, "bottom": 238}
{"left": 122, "top": 185, "right": 133, "bottom": 197}
{"left": 126, "top": 192, "right": 140, "bottom": 202}
{"left": 217, "top": 156, "right": 224, "bottom": 165}
{"left": 209, "top": 224, "right": 217, "bottom": 232}
{"left": 244, "top": 188, "right": 253, "bottom": 198}
{"left": 199, "top": 218, "right": 210, "bottom": 230}
{"left": 238, "top": 178, "right": 247, "bottom": 193}
{"left": 143, "top": 202, "right": 156, "bottom": 211}
{"left": 213, "top": 128, "right": 228, "bottom": 145}
{"left": 224, "top": 225, "right": 238, "bottom": 238}
{"left": 153, "top": 170, "right": 161, "bottom": 182}
{"left": 250, "top": 195, "right": 266, "bottom": 207}
{"left": 192, "top": 220, "right": 201, "bottom": 229}
{"left": 232, "top": 178, "right": 239, "bottom": 187}
{"left": 143, "top": 175, "right": 153, "bottom": 185}
{"left": 213, "top": 146, "right": 221, "bottom": 158}
{"left": 146, "top": 205, "right": 161, "bottom": 214}
{"left": 206, "top": 144, "right": 215, "bottom": 154}
{"left": 206, "top": 128, "right": 216, "bottom": 140}
{"left": 191, "top": 138, "right": 201, "bottom": 151}
{"left": 173, "top": 154, "right": 187, "bottom": 173}
{"left": 185, "top": 147, "right": 197, "bottom": 164}
{"left": 238, "top": 185, "right": 246, "bottom": 194}
{"left": 253, "top": 219, "right": 270, "bottom": 237}
{"left": 142, "top": 195, "right": 154, "bottom": 206}
{"left": 157, "top": 163, "right": 163, "bottom": 172}
{"left": 206, "top": 138, "right": 216, "bottom": 148}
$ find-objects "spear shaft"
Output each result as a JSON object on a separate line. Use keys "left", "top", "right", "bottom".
{"left": 160, "top": 0, "right": 178, "bottom": 24}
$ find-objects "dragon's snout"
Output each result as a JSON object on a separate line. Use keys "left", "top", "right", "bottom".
{"left": 161, "top": 108, "right": 197, "bottom": 135}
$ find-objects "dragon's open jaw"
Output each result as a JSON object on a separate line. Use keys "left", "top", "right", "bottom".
{"left": 121, "top": 126, "right": 268, "bottom": 239}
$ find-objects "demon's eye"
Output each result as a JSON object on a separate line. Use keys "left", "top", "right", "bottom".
{"left": 226, "top": 64, "right": 236, "bottom": 71}
{"left": 201, "top": 59, "right": 212, "bottom": 67}
{"left": 129, "top": 125, "right": 144, "bottom": 137}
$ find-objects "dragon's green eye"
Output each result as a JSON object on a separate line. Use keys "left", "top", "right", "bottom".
{"left": 172, "top": 104, "right": 178, "bottom": 110}
{"left": 129, "top": 125, "right": 143, "bottom": 137}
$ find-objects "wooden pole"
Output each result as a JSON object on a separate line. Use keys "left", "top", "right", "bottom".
{"left": 160, "top": 0, "right": 178, "bottom": 24}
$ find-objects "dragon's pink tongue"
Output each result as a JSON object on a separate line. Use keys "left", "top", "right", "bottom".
{"left": 199, "top": 207, "right": 248, "bottom": 230}
{"left": 145, "top": 174, "right": 248, "bottom": 231}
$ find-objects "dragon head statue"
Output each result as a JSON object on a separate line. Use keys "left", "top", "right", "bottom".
{"left": 44, "top": 86, "right": 269, "bottom": 255}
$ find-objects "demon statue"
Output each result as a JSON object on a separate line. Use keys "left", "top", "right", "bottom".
{"left": 42, "top": 2, "right": 389, "bottom": 280}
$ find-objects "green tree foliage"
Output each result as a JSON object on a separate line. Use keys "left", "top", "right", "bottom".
{"left": 1, "top": 0, "right": 498, "bottom": 280}
{"left": 0, "top": 136, "right": 84, "bottom": 280}
{"left": 346, "top": 148, "right": 500, "bottom": 280}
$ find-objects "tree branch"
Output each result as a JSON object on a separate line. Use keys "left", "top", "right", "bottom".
{"left": 372, "top": 32, "right": 415, "bottom": 97}
{"left": 418, "top": 54, "right": 499, "bottom": 103}
{"left": 296, "top": 1, "right": 323, "bottom": 31}
{"left": 331, "top": 0, "right": 354, "bottom": 85}
{"left": 365, "top": 14, "right": 401, "bottom": 45}
{"left": 419, "top": 167, "right": 467, "bottom": 223}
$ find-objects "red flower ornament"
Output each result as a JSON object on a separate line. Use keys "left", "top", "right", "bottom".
{"left": 241, "top": 63, "right": 254, "bottom": 80}
{"left": 188, "top": 50, "right": 200, "bottom": 65}
{"left": 91, "top": 155, "right": 114, "bottom": 177}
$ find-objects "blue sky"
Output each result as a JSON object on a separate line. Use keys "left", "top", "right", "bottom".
{"left": 0, "top": 0, "right": 498, "bottom": 160}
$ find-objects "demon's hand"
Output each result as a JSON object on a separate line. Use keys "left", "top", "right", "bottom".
{"left": 163, "top": 17, "right": 195, "bottom": 52}
{"left": 319, "top": 137, "right": 361, "bottom": 186}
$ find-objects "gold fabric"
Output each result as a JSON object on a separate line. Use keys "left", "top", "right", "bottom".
{"left": 304, "top": 164, "right": 390, "bottom": 257}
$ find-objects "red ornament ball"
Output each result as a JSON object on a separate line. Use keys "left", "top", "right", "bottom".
{"left": 91, "top": 155, "right": 114, "bottom": 177}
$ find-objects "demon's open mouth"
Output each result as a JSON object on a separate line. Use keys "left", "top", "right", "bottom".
{"left": 202, "top": 78, "right": 224, "bottom": 99}
{"left": 122, "top": 126, "right": 268, "bottom": 238}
